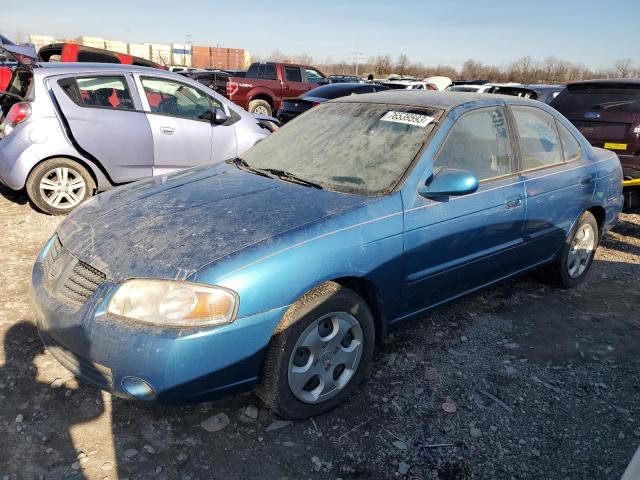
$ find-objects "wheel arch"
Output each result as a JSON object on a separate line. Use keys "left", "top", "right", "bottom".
{"left": 587, "top": 205, "right": 606, "bottom": 239}
{"left": 27, "top": 154, "right": 113, "bottom": 192}
{"left": 248, "top": 92, "right": 275, "bottom": 109}
{"left": 331, "top": 276, "right": 387, "bottom": 344}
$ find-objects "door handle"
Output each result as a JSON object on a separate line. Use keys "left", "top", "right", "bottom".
{"left": 160, "top": 127, "right": 175, "bottom": 135}
{"left": 505, "top": 196, "right": 523, "bottom": 209}
{"left": 580, "top": 174, "right": 595, "bottom": 185}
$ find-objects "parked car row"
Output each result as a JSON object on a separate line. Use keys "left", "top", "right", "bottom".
{"left": 28, "top": 90, "right": 624, "bottom": 418}
{"left": 0, "top": 40, "right": 631, "bottom": 419}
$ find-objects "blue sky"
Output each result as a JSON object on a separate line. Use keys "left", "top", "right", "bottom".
{"left": 1, "top": 0, "right": 638, "bottom": 68}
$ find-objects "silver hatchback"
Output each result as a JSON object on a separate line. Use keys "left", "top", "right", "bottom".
{"left": 0, "top": 63, "right": 276, "bottom": 214}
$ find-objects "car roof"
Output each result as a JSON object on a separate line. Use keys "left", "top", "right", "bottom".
{"left": 32, "top": 62, "right": 162, "bottom": 76}
{"left": 567, "top": 78, "right": 640, "bottom": 87}
{"left": 332, "top": 90, "right": 537, "bottom": 111}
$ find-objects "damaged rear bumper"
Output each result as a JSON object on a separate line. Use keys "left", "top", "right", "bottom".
{"left": 30, "top": 245, "right": 287, "bottom": 404}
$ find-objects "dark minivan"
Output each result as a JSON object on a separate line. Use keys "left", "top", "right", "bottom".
{"left": 551, "top": 79, "right": 640, "bottom": 179}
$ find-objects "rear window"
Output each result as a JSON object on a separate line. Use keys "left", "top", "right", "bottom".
{"left": 58, "top": 76, "right": 135, "bottom": 110}
{"left": 247, "top": 63, "right": 277, "bottom": 80}
{"left": 552, "top": 85, "right": 640, "bottom": 113}
{"left": 7, "top": 69, "right": 33, "bottom": 99}
{"left": 303, "top": 84, "right": 370, "bottom": 100}
{"left": 77, "top": 51, "right": 120, "bottom": 63}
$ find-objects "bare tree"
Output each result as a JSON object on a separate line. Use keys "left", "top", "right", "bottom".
{"left": 396, "top": 54, "right": 410, "bottom": 75}
{"left": 614, "top": 59, "right": 633, "bottom": 78}
{"left": 374, "top": 55, "right": 393, "bottom": 76}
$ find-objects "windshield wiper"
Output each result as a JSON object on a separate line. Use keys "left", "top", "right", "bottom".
{"left": 592, "top": 100, "right": 636, "bottom": 110}
{"left": 231, "top": 157, "right": 274, "bottom": 179}
{"left": 261, "top": 168, "right": 324, "bottom": 189}
{"left": 230, "top": 158, "right": 323, "bottom": 189}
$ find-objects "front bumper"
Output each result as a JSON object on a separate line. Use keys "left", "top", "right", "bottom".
{"left": 30, "top": 246, "right": 287, "bottom": 404}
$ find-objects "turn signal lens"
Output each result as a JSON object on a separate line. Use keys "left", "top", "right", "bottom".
{"left": 7, "top": 102, "right": 31, "bottom": 126}
{"left": 107, "top": 279, "right": 238, "bottom": 327}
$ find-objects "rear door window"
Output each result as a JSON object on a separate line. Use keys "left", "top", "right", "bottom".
{"left": 557, "top": 121, "right": 581, "bottom": 162}
{"left": 284, "top": 66, "right": 303, "bottom": 82}
{"left": 511, "top": 106, "right": 563, "bottom": 170}
{"left": 58, "top": 76, "right": 135, "bottom": 110}
{"left": 435, "top": 106, "right": 512, "bottom": 181}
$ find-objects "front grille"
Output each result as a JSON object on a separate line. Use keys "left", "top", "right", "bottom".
{"left": 57, "top": 260, "right": 106, "bottom": 307}
{"left": 43, "top": 236, "right": 106, "bottom": 308}
{"left": 39, "top": 329, "right": 113, "bottom": 390}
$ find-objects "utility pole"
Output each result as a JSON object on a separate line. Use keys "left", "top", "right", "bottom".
{"left": 351, "top": 49, "right": 363, "bottom": 77}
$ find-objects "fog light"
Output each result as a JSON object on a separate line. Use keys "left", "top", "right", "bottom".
{"left": 121, "top": 376, "right": 156, "bottom": 400}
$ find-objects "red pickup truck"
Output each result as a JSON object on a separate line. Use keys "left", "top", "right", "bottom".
{"left": 221, "top": 62, "right": 327, "bottom": 116}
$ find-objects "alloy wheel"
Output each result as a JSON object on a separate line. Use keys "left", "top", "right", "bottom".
{"left": 39, "top": 167, "right": 87, "bottom": 210}
{"left": 567, "top": 223, "right": 596, "bottom": 278}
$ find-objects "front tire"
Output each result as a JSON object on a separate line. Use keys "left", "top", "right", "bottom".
{"left": 248, "top": 99, "right": 272, "bottom": 117}
{"left": 553, "top": 211, "right": 599, "bottom": 288}
{"left": 257, "top": 282, "right": 375, "bottom": 419}
{"left": 26, "top": 158, "right": 95, "bottom": 215}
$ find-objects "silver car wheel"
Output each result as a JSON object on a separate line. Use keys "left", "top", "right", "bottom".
{"left": 288, "top": 311, "right": 364, "bottom": 404}
{"left": 39, "top": 167, "right": 87, "bottom": 210}
{"left": 567, "top": 223, "right": 596, "bottom": 279}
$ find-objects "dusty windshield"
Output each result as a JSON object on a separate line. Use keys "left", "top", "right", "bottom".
{"left": 240, "top": 102, "right": 440, "bottom": 195}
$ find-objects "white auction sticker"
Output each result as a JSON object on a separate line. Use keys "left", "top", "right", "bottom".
{"left": 380, "top": 111, "right": 434, "bottom": 127}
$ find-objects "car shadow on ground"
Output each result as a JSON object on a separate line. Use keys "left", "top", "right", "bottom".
{"left": 0, "top": 184, "right": 29, "bottom": 205}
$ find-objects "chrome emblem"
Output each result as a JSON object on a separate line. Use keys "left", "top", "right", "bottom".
{"left": 584, "top": 112, "right": 600, "bottom": 119}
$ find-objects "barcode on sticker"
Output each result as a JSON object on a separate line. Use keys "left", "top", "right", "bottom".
{"left": 380, "top": 111, "right": 434, "bottom": 127}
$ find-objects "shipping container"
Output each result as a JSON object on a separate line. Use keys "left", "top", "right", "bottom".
{"left": 171, "top": 43, "right": 192, "bottom": 67}
{"left": 78, "top": 36, "right": 105, "bottom": 49}
{"left": 104, "top": 40, "right": 128, "bottom": 55}
{"left": 128, "top": 43, "right": 151, "bottom": 60}
{"left": 28, "top": 34, "right": 56, "bottom": 51}
{"left": 146, "top": 43, "right": 171, "bottom": 66}
{"left": 191, "top": 45, "right": 211, "bottom": 69}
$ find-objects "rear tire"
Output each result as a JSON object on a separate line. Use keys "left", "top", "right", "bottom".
{"left": 26, "top": 158, "right": 95, "bottom": 215}
{"left": 257, "top": 282, "right": 375, "bottom": 419}
{"left": 549, "top": 211, "right": 599, "bottom": 288}
{"left": 248, "top": 99, "right": 272, "bottom": 117}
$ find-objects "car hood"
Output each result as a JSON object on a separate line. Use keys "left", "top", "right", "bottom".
{"left": 57, "top": 163, "right": 371, "bottom": 281}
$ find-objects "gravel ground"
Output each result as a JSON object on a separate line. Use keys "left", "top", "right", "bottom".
{"left": 1, "top": 185, "right": 639, "bottom": 480}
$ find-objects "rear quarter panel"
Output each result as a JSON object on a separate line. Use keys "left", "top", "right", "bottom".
{"left": 592, "top": 147, "right": 624, "bottom": 230}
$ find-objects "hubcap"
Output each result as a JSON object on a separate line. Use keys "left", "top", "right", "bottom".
{"left": 567, "top": 223, "right": 595, "bottom": 278}
{"left": 288, "top": 312, "right": 363, "bottom": 404}
{"left": 253, "top": 105, "right": 269, "bottom": 115}
{"left": 39, "top": 167, "right": 86, "bottom": 210}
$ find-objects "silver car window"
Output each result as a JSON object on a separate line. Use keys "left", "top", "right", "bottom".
{"left": 59, "top": 76, "right": 135, "bottom": 110}
{"left": 140, "top": 77, "right": 220, "bottom": 122}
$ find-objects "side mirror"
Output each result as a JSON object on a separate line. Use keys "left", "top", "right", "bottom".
{"left": 213, "top": 107, "right": 229, "bottom": 125}
{"left": 419, "top": 168, "right": 479, "bottom": 199}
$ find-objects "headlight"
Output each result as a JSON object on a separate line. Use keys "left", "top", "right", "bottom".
{"left": 107, "top": 279, "right": 238, "bottom": 327}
